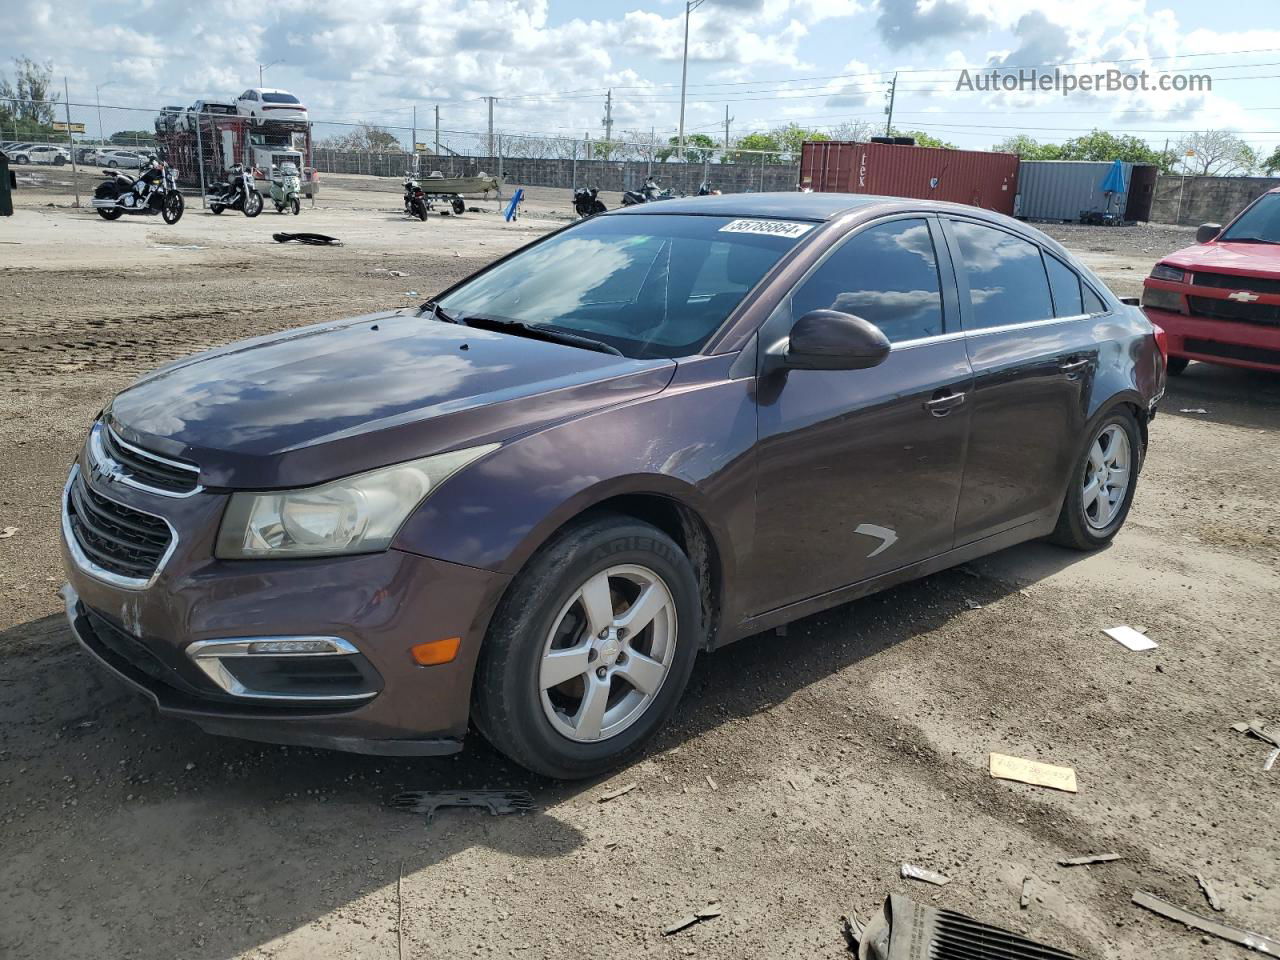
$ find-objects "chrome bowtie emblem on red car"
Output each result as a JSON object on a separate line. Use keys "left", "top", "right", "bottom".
{"left": 1227, "top": 290, "right": 1260, "bottom": 302}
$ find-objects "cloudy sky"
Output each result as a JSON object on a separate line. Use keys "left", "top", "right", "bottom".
{"left": 5, "top": 0, "right": 1280, "bottom": 156}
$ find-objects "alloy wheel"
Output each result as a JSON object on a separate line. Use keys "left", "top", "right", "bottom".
{"left": 539, "top": 564, "right": 678, "bottom": 743}
{"left": 1081, "top": 423, "right": 1131, "bottom": 530}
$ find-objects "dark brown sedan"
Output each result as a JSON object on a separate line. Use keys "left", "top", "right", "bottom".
{"left": 60, "top": 193, "right": 1167, "bottom": 778}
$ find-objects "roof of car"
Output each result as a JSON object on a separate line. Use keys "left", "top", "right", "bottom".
{"left": 608, "top": 191, "right": 907, "bottom": 222}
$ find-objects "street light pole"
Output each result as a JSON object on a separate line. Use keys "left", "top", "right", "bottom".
{"left": 677, "top": 0, "right": 706, "bottom": 161}
{"left": 258, "top": 60, "right": 284, "bottom": 87}
{"left": 96, "top": 80, "right": 116, "bottom": 150}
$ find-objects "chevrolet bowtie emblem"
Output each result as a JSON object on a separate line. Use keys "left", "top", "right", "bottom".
{"left": 1227, "top": 290, "right": 1259, "bottom": 302}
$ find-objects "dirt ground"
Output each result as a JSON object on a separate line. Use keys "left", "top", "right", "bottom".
{"left": 1, "top": 176, "right": 1278, "bottom": 960}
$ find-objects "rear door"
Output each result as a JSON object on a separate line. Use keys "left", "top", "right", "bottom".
{"left": 748, "top": 215, "right": 973, "bottom": 613}
{"left": 942, "top": 217, "right": 1099, "bottom": 544}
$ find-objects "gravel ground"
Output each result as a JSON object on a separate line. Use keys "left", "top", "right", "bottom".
{"left": 1, "top": 179, "right": 1277, "bottom": 960}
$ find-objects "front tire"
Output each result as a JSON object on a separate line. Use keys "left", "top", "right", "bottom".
{"left": 162, "top": 192, "right": 184, "bottom": 225}
{"left": 1050, "top": 407, "right": 1142, "bottom": 550}
{"left": 472, "top": 515, "right": 703, "bottom": 779}
{"left": 289, "top": 196, "right": 300, "bottom": 216}
{"left": 1166, "top": 356, "right": 1190, "bottom": 376}
{"left": 243, "top": 191, "right": 262, "bottom": 217}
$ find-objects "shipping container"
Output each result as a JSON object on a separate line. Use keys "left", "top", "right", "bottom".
{"left": 1015, "top": 160, "right": 1157, "bottom": 222}
{"left": 799, "top": 140, "right": 1019, "bottom": 215}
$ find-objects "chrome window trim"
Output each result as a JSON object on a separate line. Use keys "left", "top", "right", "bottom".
{"left": 886, "top": 311, "right": 1093, "bottom": 351}
{"left": 185, "top": 636, "right": 379, "bottom": 702}
{"left": 62, "top": 464, "right": 178, "bottom": 591}
{"left": 89, "top": 422, "right": 203, "bottom": 499}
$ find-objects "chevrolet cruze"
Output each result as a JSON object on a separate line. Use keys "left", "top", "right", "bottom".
{"left": 60, "top": 193, "right": 1165, "bottom": 778}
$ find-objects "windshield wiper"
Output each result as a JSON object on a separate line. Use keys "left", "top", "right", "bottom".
{"left": 1220, "top": 236, "right": 1280, "bottom": 245}
{"left": 461, "top": 315, "right": 623, "bottom": 357}
{"left": 422, "top": 300, "right": 465, "bottom": 324}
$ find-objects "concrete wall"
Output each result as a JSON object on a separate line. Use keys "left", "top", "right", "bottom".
{"left": 312, "top": 149, "right": 801, "bottom": 194}
{"left": 1149, "top": 175, "right": 1279, "bottom": 226}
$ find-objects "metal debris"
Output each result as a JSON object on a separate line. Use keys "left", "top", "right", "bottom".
{"left": 389, "top": 789, "right": 533, "bottom": 823}
{"left": 901, "top": 863, "right": 950, "bottom": 886}
{"left": 597, "top": 783, "right": 637, "bottom": 803}
{"left": 1239, "top": 719, "right": 1280, "bottom": 749}
{"left": 662, "top": 903, "right": 722, "bottom": 936}
{"left": 1265, "top": 748, "right": 1279, "bottom": 772}
{"left": 1058, "top": 853, "right": 1122, "bottom": 867}
{"left": 990, "top": 753, "right": 1078, "bottom": 793}
{"left": 1179, "top": 408, "right": 1208, "bottom": 414}
{"left": 1195, "top": 873, "right": 1224, "bottom": 912}
{"left": 860, "top": 893, "right": 1080, "bottom": 959}
{"left": 1132, "top": 890, "right": 1280, "bottom": 955}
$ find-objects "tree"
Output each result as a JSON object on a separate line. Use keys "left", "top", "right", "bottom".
{"left": 1055, "top": 129, "right": 1167, "bottom": 169}
{"left": 992, "top": 135, "right": 1063, "bottom": 160}
{"left": 1264, "top": 146, "right": 1280, "bottom": 176}
{"left": 772, "top": 123, "right": 829, "bottom": 156}
{"left": 0, "top": 57, "right": 59, "bottom": 136}
{"left": 109, "top": 130, "right": 153, "bottom": 146}
{"left": 1175, "top": 130, "right": 1257, "bottom": 176}
{"left": 827, "top": 120, "right": 878, "bottom": 142}
{"left": 316, "top": 124, "right": 404, "bottom": 153}
{"left": 655, "top": 133, "right": 717, "bottom": 163}
{"left": 890, "top": 129, "right": 957, "bottom": 150}
{"left": 726, "top": 131, "right": 783, "bottom": 164}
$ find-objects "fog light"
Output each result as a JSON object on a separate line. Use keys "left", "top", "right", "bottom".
{"left": 247, "top": 638, "right": 344, "bottom": 655}
{"left": 411, "top": 637, "right": 461, "bottom": 666}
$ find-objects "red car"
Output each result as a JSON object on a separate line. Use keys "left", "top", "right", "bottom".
{"left": 1141, "top": 187, "right": 1280, "bottom": 374}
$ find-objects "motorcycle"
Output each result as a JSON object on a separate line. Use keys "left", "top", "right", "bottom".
{"left": 403, "top": 176, "right": 429, "bottom": 221}
{"left": 91, "top": 156, "right": 185, "bottom": 225}
{"left": 621, "top": 176, "right": 677, "bottom": 206}
{"left": 207, "top": 165, "right": 263, "bottom": 217}
{"left": 697, "top": 181, "right": 721, "bottom": 196}
{"left": 270, "top": 162, "right": 302, "bottom": 215}
{"left": 573, "top": 186, "right": 607, "bottom": 218}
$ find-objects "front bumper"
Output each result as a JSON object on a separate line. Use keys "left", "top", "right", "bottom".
{"left": 60, "top": 461, "right": 511, "bottom": 756}
{"left": 1144, "top": 305, "right": 1280, "bottom": 372}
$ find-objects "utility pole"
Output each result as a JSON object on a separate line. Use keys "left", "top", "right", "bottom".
{"left": 434, "top": 104, "right": 440, "bottom": 156}
{"left": 677, "top": 0, "right": 707, "bottom": 161}
{"left": 484, "top": 96, "right": 497, "bottom": 157}
{"left": 95, "top": 80, "right": 116, "bottom": 150}
{"left": 411, "top": 105, "right": 417, "bottom": 172}
{"left": 63, "top": 77, "right": 79, "bottom": 208}
{"left": 603, "top": 89, "right": 613, "bottom": 150}
{"left": 884, "top": 72, "right": 898, "bottom": 137}
{"left": 723, "top": 105, "right": 732, "bottom": 152}
{"left": 258, "top": 60, "right": 283, "bottom": 87}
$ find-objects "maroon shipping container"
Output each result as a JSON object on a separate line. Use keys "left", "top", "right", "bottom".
{"left": 799, "top": 140, "right": 1019, "bottom": 215}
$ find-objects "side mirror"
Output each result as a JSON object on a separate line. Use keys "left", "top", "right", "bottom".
{"left": 1196, "top": 223, "right": 1221, "bottom": 244}
{"left": 772, "top": 309, "right": 891, "bottom": 372}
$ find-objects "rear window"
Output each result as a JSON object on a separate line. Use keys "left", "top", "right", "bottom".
{"left": 1045, "top": 255, "right": 1084, "bottom": 317}
{"left": 439, "top": 214, "right": 808, "bottom": 359}
{"left": 263, "top": 93, "right": 301, "bottom": 104}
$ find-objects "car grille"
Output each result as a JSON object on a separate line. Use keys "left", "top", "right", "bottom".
{"left": 1184, "top": 338, "right": 1280, "bottom": 367}
{"left": 66, "top": 469, "right": 173, "bottom": 581}
{"left": 98, "top": 425, "right": 201, "bottom": 495}
{"left": 1187, "top": 296, "right": 1280, "bottom": 326}
{"left": 1191, "top": 271, "right": 1280, "bottom": 295}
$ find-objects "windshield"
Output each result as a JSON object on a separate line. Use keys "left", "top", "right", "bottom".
{"left": 1221, "top": 193, "right": 1280, "bottom": 244}
{"left": 263, "top": 93, "right": 301, "bottom": 104}
{"left": 437, "top": 214, "right": 810, "bottom": 358}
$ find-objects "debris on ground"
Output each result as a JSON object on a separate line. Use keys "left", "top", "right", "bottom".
{"left": 1103, "top": 625, "right": 1158, "bottom": 651}
{"left": 706, "top": 775, "right": 718, "bottom": 791}
{"left": 990, "top": 753, "right": 1079, "bottom": 793}
{"left": 388, "top": 270, "right": 407, "bottom": 277}
{"left": 1195, "top": 873, "right": 1224, "bottom": 912}
{"left": 1020, "top": 876, "right": 1032, "bottom": 909}
{"left": 901, "top": 863, "right": 950, "bottom": 886}
{"left": 964, "top": 598, "right": 982, "bottom": 610}
{"left": 1132, "top": 890, "right": 1280, "bottom": 955}
{"left": 597, "top": 783, "right": 637, "bottom": 803}
{"left": 1179, "top": 408, "right": 1209, "bottom": 414}
{"left": 272, "top": 232, "right": 343, "bottom": 245}
{"left": 840, "top": 914, "right": 866, "bottom": 952}
{"left": 858, "top": 893, "right": 1080, "bottom": 960}
{"left": 1058, "top": 853, "right": 1122, "bottom": 867}
{"left": 389, "top": 789, "right": 534, "bottom": 823}
{"left": 662, "top": 903, "right": 722, "bottom": 936}
{"left": 0, "top": 526, "right": 17, "bottom": 539}
{"left": 1234, "top": 719, "right": 1280, "bottom": 749}
{"left": 1266, "top": 748, "right": 1279, "bottom": 772}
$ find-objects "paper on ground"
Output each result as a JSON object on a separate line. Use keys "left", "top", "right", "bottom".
{"left": 1103, "top": 625, "right": 1158, "bottom": 651}
{"left": 990, "top": 753, "right": 1078, "bottom": 793}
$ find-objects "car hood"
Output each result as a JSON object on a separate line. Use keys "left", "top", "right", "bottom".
{"left": 1162, "top": 241, "right": 1280, "bottom": 279}
{"left": 105, "top": 310, "right": 677, "bottom": 489}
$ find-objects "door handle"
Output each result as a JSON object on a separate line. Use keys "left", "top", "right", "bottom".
{"left": 924, "top": 391, "right": 966, "bottom": 417}
{"left": 1059, "top": 357, "right": 1091, "bottom": 377}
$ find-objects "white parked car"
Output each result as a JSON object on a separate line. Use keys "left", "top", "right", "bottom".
{"left": 236, "top": 88, "right": 307, "bottom": 124}
{"left": 11, "top": 144, "right": 69, "bottom": 165}
{"left": 96, "top": 150, "right": 147, "bottom": 169}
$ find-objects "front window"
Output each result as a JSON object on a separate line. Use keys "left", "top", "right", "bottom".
{"left": 1221, "top": 193, "right": 1280, "bottom": 244}
{"left": 437, "top": 214, "right": 810, "bottom": 359}
{"left": 263, "top": 93, "right": 301, "bottom": 104}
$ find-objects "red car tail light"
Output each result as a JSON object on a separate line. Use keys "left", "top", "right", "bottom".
{"left": 1150, "top": 321, "right": 1169, "bottom": 360}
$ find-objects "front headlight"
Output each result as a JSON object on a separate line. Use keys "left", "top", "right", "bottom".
{"left": 215, "top": 444, "right": 498, "bottom": 559}
{"left": 1150, "top": 263, "right": 1187, "bottom": 283}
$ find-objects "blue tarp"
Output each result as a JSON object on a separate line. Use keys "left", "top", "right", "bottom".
{"left": 1099, "top": 159, "right": 1127, "bottom": 195}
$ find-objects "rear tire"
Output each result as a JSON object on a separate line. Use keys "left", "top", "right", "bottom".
{"left": 96, "top": 207, "right": 123, "bottom": 220}
{"left": 412, "top": 198, "right": 428, "bottom": 221}
{"left": 472, "top": 515, "right": 703, "bottom": 779}
{"left": 209, "top": 203, "right": 224, "bottom": 215}
{"left": 1166, "top": 356, "right": 1189, "bottom": 376}
{"left": 451, "top": 197, "right": 466, "bottom": 215}
{"left": 1050, "top": 407, "right": 1142, "bottom": 551}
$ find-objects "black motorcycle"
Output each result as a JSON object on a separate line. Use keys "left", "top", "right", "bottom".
{"left": 404, "top": 177, "right": 429, "bottom": 220}
{"left": 573, "top": 186, "right": 607, "bottom": 218}
{"left": 91, "top": 157, "right": 185, "bottom": 224}
{"left": 207, "top": 165, "right": 263, "bottom": 217}
{"left": 621, "top": 176, "right": 677, "bottom": 206}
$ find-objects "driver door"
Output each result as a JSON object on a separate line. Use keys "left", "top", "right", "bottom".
{"left": 748, "top": 216, "right": 973, "bottom": 614}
